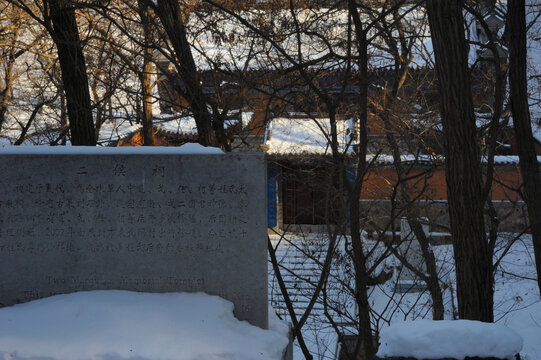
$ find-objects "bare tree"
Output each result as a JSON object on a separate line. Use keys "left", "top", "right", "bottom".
{"left": 0, "top": 2, "right": 68, "bottom": 145}
{"left": 0, "top": 2, "right": 23, "bottom": 132}
{"left": 150, "top": 0, "right": 228, "bottom": 149}
{"left": 371, "top": 6, "right": 446, "bottom": 320}
{"left": 138, "top": 0, "right": 154, "bottom": 146}
{"left": 507, "top": 0, "right": 541, "bottom": 296}
{"left": 44, "top": 0, "right": 96, "bottom": 145}
{"left": 426, "top": 0, "right": 493, "bottom": 322}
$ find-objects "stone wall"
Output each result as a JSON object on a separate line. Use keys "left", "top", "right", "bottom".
{"left": 360, "top": 200, "right": 528, "bottom": 236}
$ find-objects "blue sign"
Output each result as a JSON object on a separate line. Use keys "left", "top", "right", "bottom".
{"left": 267, "top": 170, "right": 278, "bottom": 227}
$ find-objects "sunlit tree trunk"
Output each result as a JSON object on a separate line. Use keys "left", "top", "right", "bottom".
{"left": 138, "top": 0, "right": 154, "bottom": 146}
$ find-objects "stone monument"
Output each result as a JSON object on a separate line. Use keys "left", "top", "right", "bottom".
{"left": 0, "top": 147, "right": 268, "bottom": 328}
{"left": 396, "top": 217, "right": 428, "bottom": 293}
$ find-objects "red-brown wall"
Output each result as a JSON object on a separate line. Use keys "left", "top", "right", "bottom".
{"left": 360, "top": 166, "right": 525, "bottom": 201}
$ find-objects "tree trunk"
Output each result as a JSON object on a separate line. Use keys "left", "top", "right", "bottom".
{"left": 426, "top": 0, "right": 494, "bottom": 322}
{"left": 154, "top": 0, "right": 218, "bottom": 147}
{"left": 0, "top": 53, "right": 15, "bottom": 133}
{"left": 408, "top": 217, "right": 445, "bottom": 320}
{"left": 139, "top": 0, "right": 154, "bottom": 146}
{"left": 48, "top": 0, "right": 96, "bottom": 145}
{"left": 60, "top": 90, "right": 67, "bottom": 145}
{"left": 348, "top": 3, "right": 376, "bottom": 357}
{"left": 508, "top": 0, "right": 541, "bottom": 295}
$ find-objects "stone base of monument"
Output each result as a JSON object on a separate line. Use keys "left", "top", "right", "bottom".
{"left": 395, "top": 279, "right": 426, "bottom": 293}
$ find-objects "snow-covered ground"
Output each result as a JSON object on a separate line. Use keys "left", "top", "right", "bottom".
{"left": 269, "top": 232, "right": 541, "bottom": 360}
{"left": 0, "top": 291, "right": 289, "bottom": 360}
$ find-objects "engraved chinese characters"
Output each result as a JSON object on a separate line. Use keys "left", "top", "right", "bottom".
{"left": 0, "top": 152, "right": 268, "bottom": 328}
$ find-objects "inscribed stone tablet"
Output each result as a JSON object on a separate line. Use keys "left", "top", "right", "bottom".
{"left": 0, "top": 151, "right": 268, "bottom": 328}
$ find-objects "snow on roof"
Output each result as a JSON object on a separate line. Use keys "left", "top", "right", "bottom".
{"left": 185, "top": 6, "right": 430, "bottom": 71}
{"left": 264, "top": 116, "right": 541, "bottom": 162}
{"left": 372, "top": 154, "right": 441, "bottom": 165}
{"left": 266, "top": 117, "right": 355, "bottom": 155}
{"left": 155, "top": 114, "right": 199, "bottom": 135}
{"left": 492, "top": 155, "right": 541, "bottom": 164}
{"left": 189, "top": 9, "right": 349, "bottom": 70}
{"left": 0, "top": 291, "right": 289, "bottom": 360}
{"left": 154, "top": 113, "right": 241, "bottom": 134}
{"left": 369, "top": 155, "right": 540, "bottom": 166}
{"left": 98, "top": 120, "right": 142, "bottom": 146}
{"left": 376, "top": 319, "right": 523, "bottom": 360}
